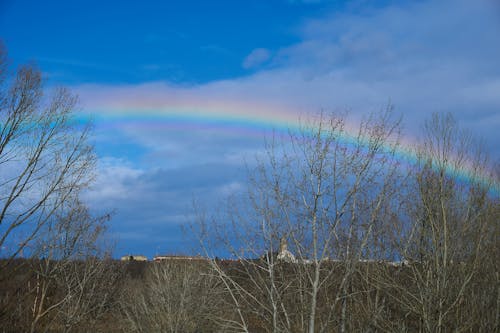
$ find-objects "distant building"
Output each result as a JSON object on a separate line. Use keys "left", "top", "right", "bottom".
{"left": 276, "top": 237, "right": 297, "bottom": 263}
{"left": 153, "top": 254, "right": 205, "bottom": 262}
{"left": 260, "top": 237, "right": 297, "bottom": 263}
{"left": 121, "top": 254, "right": 148, "bottom": 262}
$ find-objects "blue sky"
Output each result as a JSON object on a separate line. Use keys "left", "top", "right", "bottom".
{"left": 1, "top": 0, "right": 499, "bottom": 258}
{"left": 1, "top": 0, "right": 342, "bottom": 83}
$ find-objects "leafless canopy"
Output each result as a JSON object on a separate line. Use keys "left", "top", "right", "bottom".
{"left": 0, "top": 43, "right": 95, "bottom": 262}
{"left": 197, "top": 110, "right": 499, "bottom": 333}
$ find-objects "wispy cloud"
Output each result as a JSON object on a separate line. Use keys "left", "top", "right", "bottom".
{"left": 242, "top": 48, "right": 271, "bottom": 69}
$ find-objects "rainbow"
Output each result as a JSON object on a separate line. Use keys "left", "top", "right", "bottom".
{"left": 77, "top": 98, "right": 498, "bottom": 196}
{"left": 82, "top": 107, "right": 297, "bottom": 138}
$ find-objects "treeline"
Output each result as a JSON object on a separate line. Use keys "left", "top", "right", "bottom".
{"left": 1, "top": 254, "right": 498, "bottom": 332}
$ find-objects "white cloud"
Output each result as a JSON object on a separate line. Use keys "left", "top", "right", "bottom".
{"left": 217, "top": 181, "right": 244, "bottom": 196}
{"left": 84, "top": 157, "right": 144, "bottom": 204}
{"left": 242, "top": 48, "right": 271, "bottom": 69}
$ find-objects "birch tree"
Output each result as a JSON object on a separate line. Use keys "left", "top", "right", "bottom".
{"left": 199, "top": 109, "right": 402, "bottom": 333}
{"left": 378, "top": 113, "right": 499, "bottom": 332}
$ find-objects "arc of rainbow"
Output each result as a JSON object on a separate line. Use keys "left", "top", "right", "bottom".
{"left": 76, "top": 101, "right": 499, "bottom": 196}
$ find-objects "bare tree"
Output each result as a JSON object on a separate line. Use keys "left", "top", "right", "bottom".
{"left": 0, "top": 43, "right": 112, "bottom": 332}
{"left": 120, "top": 260, "right": 223, "bottom": 333}
{"left": 21, "top": 197, "right": 111, "bottom": 333}
{"left": 38, "top": 200, "right": 117, "bottom": 333}
{"left": 0, "top": 43, "right": 95, "bottom": 263}
{"left": 376, "top": 113, "right": 499, "bottom": 332}
{"left": 199, "top": 109, "right": 403, "bottom": 333}
{"left": 56, "top": 255, "right": 122, "bottom": 333}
